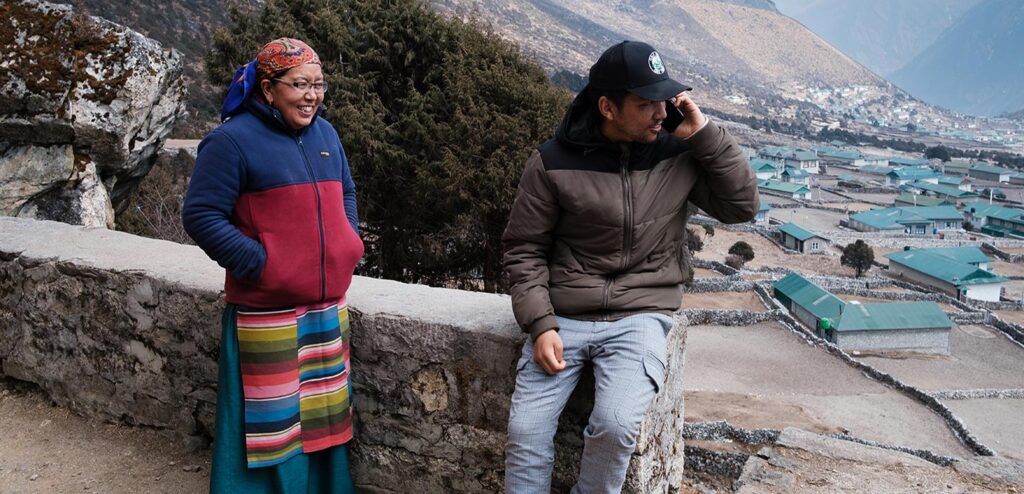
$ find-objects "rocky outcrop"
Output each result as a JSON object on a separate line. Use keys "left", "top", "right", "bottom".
{"left": 0, "top": 0, "right": 184, "bottom": 228}
{"left": 735, "top": 428, "right": 1024, "bottom": 493}
{"left": 0, "top": 216, "right": 688, "bottom": 493}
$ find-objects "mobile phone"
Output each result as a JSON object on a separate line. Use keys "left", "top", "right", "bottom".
{"left": 663, "top": 102, "right": 685, "bottom": 133}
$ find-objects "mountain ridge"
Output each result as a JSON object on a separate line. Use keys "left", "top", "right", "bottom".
{"left": 890, "top": 0, "right": 1024, "bottom": 117}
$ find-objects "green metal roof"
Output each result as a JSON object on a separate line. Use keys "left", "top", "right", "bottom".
{"left": 937, "top": 176, "right": 964, "bottom": 186}
{"left": 888, "top": 158, "right": 930, "bottom": 167}
{"left": 820, "top": 150, "right": 864, "bottom": 160}
{"left": 758, "top": 179, "right": 810, "bottom": 195}
{"left": 782, "top": 167, "right": 809, "bottom": 178}
{"left": 792, "top": 149, "right": 819, "bottom": 161}
{"left": 760, "top": 146, "right": 818, "bottom": 162}
{"left": 779, "top": 222, "right": 818, "bottom": 241}
{"left": 988, "top": 207, "right": 1024, "bottom": 224}
{"left": 981, "top": 223, "right": 1024, "bottom": 239}
{"left": 749, "top": 159, "right": 779, "bottom": 172}
{"left": 904, "top": 181, "right": 978, "bottom": 199}
{"left": 758, "top": 200, "right": 771, "bottom": 212}
{"left": 773, "top": 273, "right": 844, "bottom": 321}
{"left": 893, "top": 194, "right": 950, "bottom": 207}
{"left": 887, "top": 168, "right": 939, "bottom": 180}
{"left": 961, "top": 201, "right": 1015, "bottom": 219}
{"left": 922, "top": 246, "right": 992, "bottom": 265}
{"left": 969, "top": 163, "right": 1012, "bottom": 175}
{"left": 861, "top": 165, "right": 894, "bottom": 175}
{"left": 885, "top": 249, "right": 1007, "bottom": 287}
{"left": 850, "top": 206, "right": 963, "bottom": 230}
{"left": 833, "top": 301, "right": 952, "bottom": 332}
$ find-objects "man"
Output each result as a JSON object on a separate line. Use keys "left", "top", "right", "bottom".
{"left": 502, "top": 40, "right": 758, "bottom": 493}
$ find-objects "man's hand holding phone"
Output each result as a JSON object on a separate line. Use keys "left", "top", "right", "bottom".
{"left": 666, "top": 91, "right": 707, "bottom": 140}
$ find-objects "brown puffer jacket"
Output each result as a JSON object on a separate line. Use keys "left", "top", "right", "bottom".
{"left": 502, "top": 96, "right": 759, "bottom": 340}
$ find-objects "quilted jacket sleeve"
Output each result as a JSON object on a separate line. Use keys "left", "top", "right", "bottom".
{"left": 502, "top": 151, "right": 560, "bottom": 340}
{"left": 684, "top": 118, "right": 760, "bottom": 223}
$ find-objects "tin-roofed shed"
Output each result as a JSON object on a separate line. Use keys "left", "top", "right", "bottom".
{"left": 773, "top": 273, "right": 843, "bottom": 330}
{"left": 778, "top": 223, "right": 827, "bottom": 253}
{"left": 885, "top": 249, "right": 1006, "bottom": 302}
{"left": 826, "top": 301, "right": 953, "bottom": 354}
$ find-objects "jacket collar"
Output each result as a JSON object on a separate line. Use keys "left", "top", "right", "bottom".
{"left": 243, "top": 98, "right": 325, "bottom": 135}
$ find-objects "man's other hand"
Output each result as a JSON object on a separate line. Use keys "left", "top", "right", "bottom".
{"left": 534, "top": 330, "right": 566, "bottom": 375}
{"left": 669, "top": 92, "right": 707, "bottom": 140}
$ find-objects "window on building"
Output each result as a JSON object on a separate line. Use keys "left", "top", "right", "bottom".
{"left": 811, "top": 242, "right": 819, "bottom": 250}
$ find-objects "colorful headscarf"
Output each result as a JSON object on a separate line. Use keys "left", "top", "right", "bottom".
{"left": 220, "top": 38, "right": 322, "bottom": 121}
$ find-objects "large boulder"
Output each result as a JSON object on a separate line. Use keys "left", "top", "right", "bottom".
{"left": 0, "top": 0, "right": 185, "bottom": 228}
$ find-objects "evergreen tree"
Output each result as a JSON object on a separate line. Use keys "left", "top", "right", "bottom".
{"left": 207, "top": 0, "right": 570, "bottom": 291}
{"left": 925, "top": 145, "right": 952, "bottom": 162}
{"left": 685, "top": 227, "right": 704, "bottom": 254}
{"left": 841, "top": 240, "right": 874, "bottom": 278}
{"left": 728, "top": 241, "right": 755, "bottom": 262}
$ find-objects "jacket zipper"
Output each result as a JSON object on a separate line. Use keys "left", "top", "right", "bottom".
{"left": 297, "top": 135, "right": 327, "bottom": 302}
{"left": 603, "top": 147, "right": 634, "bottom": 310}
{"left": 619, "top": 148, "right": 634, "bottom": 271}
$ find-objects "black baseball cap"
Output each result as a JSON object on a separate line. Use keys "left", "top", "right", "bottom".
{"left": 586, "top": 41, "right": 691, "bottom": 101}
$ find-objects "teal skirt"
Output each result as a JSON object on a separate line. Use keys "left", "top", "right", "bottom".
{"left": 210, "top": 304, "right": 356, "bottom": 493}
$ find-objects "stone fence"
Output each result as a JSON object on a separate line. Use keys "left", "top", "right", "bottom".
{"left": 0, "top": 217, "right": 687, "bottom": 493}
{"left": 982, "top": 243, "right": 1024, "bottom": 263}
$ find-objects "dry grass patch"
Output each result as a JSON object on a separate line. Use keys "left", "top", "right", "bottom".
{"left": 681, "top": 291, "right": 768, "bottom": 311}
{"left": 692, "top": 268, "right": 724, "bottom": 278}
{"left": 992, "top": 260, "right": 1024, "bottom": 277}
{"left": 994, "top": 309, "right": 1024, "bottom": 325}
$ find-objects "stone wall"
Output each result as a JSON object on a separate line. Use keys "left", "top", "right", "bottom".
{"left": 0, "top": 217, "right": 687, "bottom": 493}
{"left": 981, "top": 243, "right": 1024, "bottom": 263}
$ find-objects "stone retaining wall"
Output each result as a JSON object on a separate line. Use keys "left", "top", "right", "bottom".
{"left": 986, "top": 316, "right": 1024, "bottom": 349}
{"left": 0, "top": 217, "right": 687, "bottom": 493}
{"left": 930, "top": 389, "right": 1024, "bottom": 400}
{"left": 679, "top": 309, "right": 775, "bottom": 326}
{"left": 751, "top": 284, "right": 995, "bottom": 457}
{"left": 684, "top": 277, "right": 752, "bottom": 294}
{"left": 982, "top": 243, "right": 1024, "bottom": 263}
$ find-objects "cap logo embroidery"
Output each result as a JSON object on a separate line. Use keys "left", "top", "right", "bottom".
{"left": 320, "top": 151, "right": 330, "bottom": 157}
{"left": 648, "top": 52, "right": 666, "bottom": 75}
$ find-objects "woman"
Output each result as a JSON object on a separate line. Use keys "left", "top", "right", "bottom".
{"left": 182, "top": 38, "right": 363, "bottom": 493}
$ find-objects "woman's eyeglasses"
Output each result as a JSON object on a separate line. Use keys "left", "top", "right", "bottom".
{"left": 272, "top": 79, "right": 328, "bottom": 94}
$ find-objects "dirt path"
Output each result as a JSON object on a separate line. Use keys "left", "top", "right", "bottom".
{"left": 0, "top": 380, "right": 210, "bottom": 493}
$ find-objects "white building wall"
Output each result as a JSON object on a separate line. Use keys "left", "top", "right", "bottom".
{"left": 965, "top": 283, "right": 1003, "bottom": 302}
{"left": 890, "top": 262, "right": 1002, "bottom": 302}
{"left": 805, "top": 237, "right": 826, "bottom": 253}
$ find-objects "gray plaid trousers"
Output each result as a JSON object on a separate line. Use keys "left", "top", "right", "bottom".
{"left": 504, "top": 313, "right": 673, "bottom": 493}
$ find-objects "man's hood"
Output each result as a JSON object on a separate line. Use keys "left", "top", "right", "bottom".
{"left": 555, "top": 88, "right": 619, "bottom": 151}
{"left": 554, "top": 88, "right": 691, "bottom": 162}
